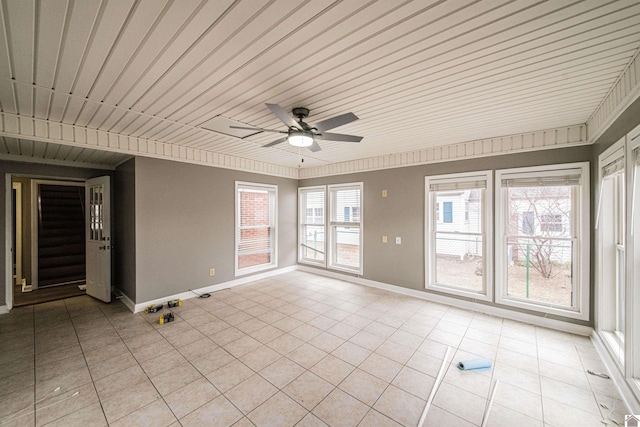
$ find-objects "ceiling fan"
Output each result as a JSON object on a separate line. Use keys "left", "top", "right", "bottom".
{"left": 231, "top": 103, "right": 362, "bottom": 152}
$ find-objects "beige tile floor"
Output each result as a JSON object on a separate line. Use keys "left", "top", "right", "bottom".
{"left": 0, "top": 271, "right": 629, "bottom": 426}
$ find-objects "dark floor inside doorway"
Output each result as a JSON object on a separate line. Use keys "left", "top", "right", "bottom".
{"left": 13, "top": 282, "right": 86, "bottom": 307}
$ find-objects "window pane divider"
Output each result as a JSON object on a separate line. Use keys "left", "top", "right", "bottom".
{"left": 437, "top": 231, "right": 483, "bottom": 236}
{"left": 506, "top": 235, "right": 575, "bottom": 242}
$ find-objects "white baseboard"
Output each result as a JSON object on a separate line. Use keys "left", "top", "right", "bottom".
{"left": 297, "top": 266, "right": 593, "bottom": 336}
{"left": 0, "top": 305, "right": 9, "bottom": 315}
{"left": 131, "top": 266, "right": 297, "bottom": 313}
{"left": 591, "top": 331, "right": 639, "bottom": 413}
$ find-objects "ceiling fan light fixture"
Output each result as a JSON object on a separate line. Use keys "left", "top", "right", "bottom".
{"left": 288, "top": 130, "right": 314, "bottom": 147}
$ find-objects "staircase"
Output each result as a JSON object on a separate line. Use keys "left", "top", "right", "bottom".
{"left": 38, "top": 184, "right": 86, "bottom": 288}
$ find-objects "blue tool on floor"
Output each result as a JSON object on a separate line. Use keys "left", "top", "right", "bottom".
{"left": 457, "top": 357, "right": 493, "bottom": 370}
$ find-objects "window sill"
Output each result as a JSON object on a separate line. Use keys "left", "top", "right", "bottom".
{"left": 235, "top": 263, "right": 277, "bottom": 277}
{"left": 495, "top": 294, "right": 588, "bottom": 321}
{"left": 328, "top": 264, "right": 363, "bottom": 276}
{"left": 298, "top": 258, "right": 326, "bottom": 268}
{"left": 600, "top": 330, "right": 625, "bottom": 367}
{"left": 426, "top": 283, "right": 491, "bottom": 302}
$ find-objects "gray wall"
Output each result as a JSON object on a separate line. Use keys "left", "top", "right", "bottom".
{"left": 0, "top": 161, "right": 112, "bottom": 307}
{"left": 114, "top": 158, "right": 136, "bottom": 301}
{"left": 299, "top": 145, "right": 593, "bottom": 324}
{"left": 128, "top": 157, "right": 298, "bottom": 303}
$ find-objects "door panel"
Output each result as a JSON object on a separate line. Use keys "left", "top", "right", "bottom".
{"left": 86, "top": 176, "right": 111, "bottom": 303}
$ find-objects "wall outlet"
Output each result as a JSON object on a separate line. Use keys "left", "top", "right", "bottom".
{"left": 382, "top": 235, "right": 387, "bottom": 243}
{"left": 209, "top": 268, "right": 216, "bottom": 276}
{"left": 395, "top": 237, "right": 401, "bottom": 245}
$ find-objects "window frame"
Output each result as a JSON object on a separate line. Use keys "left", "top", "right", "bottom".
{"left": 596, "top": 138, "right": 627, "bottom": 366}
{"left": 234, "top": 181, "right": 278, "bottom": 276}
{"left": 627, "top": 125, "right": 640, "bottom": 384}
{"left": 298, "top": 185, "right": 327, "bottom": 267}
{"left": 328, "top": 182, "right": 364, "bottom": 275}
{"left": 495, "top": 162, "right": 590, "bottom": 320}
{"left": 425, "top": 170, "right": 493, "bottom": 301}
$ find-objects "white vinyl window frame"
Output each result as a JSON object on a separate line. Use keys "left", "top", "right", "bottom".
{"left": 495, "top": 162, "right": 590, "bottom": 320}
{"left": 298, "top": 186, "right": 327, "bottom": 267}
{"left": 596, "top": 138, "right": 626, "bottom": 366}
{"left": 425, "top": 171, "right": 493, "bottom": 301}
{"left": 328, "top": 182, "right": 363, "bottom": 275}
{"left": 235, "top": 181, "right": 278, "bottom": 276}
{"left": 625, "top": 124, "right": 640, "bottom": 386}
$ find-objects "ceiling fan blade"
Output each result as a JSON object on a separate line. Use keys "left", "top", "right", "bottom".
{"left": 229, "top": 125, "right": 284, "bottom": 133}
{"left": 308, "top": 141, "right": 322, "bottom": 152}
{"left": 266, "top": 103, "right": 298, "bottom": 128}
{"left": 318, "top": 132, "right": 363, "bottom": 143}
{"left": 314, "top": 112, "right": 359, "bottom": 132}
{"left": 263, "top": 137, "right": 288, "bottom": 147}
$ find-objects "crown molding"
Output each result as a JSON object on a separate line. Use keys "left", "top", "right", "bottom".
{"left": 0, "top": 113, "right": 299, "bottom": 179}
{"left": 299, "top": 125, "right": 588, "bottom": 179}
{"left": 588, "top": 48, "right": 640, "bottom": 144}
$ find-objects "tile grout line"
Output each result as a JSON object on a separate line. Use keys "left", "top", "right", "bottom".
{"left": 67, "top": 298, "right": 109, "bottom": 426}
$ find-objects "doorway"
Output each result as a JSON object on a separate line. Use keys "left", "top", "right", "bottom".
{"left": 9, "top": 177, "right": 87, "bottom": 307}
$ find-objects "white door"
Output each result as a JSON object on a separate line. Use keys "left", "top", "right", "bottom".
{"left": 86, "top": 176, "right": 111, "bottom": 302}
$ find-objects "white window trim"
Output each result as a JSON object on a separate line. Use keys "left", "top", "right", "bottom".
{"left": 425, "top": 170, "right": 493, "bottom": 301}
{"left": 495, "top": 162, "right": 590, "bottom": 321}
{"left": 234, "top": 181, "right": 278, "bottom": 277}
{"left": 298, "top": 185, "right": 327, "bottom": 267}
{"left": 596, "top": 137, "right": 626, "bottom": 370}
{"left": 328, "top": 182, "right": 363, "bottom": 275}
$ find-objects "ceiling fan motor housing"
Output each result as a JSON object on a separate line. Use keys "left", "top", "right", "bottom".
{"left": 292, "top": 107, "right": 309, "bottom": 120}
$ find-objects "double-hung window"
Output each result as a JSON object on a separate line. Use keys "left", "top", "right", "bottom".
{"left": 299, "top": 186, "right": 326, "bottom": 266}
{"left": 597, "top": 140, "right": 626, "bottom": 363}
{"left": 425, "top": 171, "right": 492, "bottom": 300}
{"left": 495, "top": 163, "right": 589, "bottom": 320}
{"left": 628, "top": 128, "right": 640, "bottom": 382}
{"left": 328, "top": 183, "right": 363, "bottom": 274}
{"left": 235, "top": 182, "right": 277, "bottom": 276}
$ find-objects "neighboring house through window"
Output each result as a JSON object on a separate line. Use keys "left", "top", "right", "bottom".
{"left": 425, "top": 171, "right": 492, "bottom": 300}
{"left": 235, "top": 182, "right": 277, "bottom": 276}
{"left": 299, "top": 186, "right": 326, "bottom": 266}
{"left": 495, "top": 162, "right": 589, "bottom": 320}
{"left": 329, "top": 183, "right": 363, "bottom": 274}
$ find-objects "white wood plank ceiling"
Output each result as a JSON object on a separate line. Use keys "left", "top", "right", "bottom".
{"left": 0, "top": 0, "right": 639, "bottom": 170}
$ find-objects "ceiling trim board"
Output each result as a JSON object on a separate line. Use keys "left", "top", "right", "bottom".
{"left": 0, "top": 152, "right": 116, "bottom": 171}
{"left": 587, "top": 48, "right": 640, "bottom": 142}
{"left": 0, "top": 112, "right": 299, "bottom": 179}
{"left": 299, "top": 124, "right": 588, "bottom": 179}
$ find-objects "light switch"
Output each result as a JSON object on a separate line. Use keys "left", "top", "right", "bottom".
{"left": 382, "top": 189, "right": 387, "bottom": 198}
{"left": 382, "top": 235, "right": 387, "bottom": 243}
{"left": 395, "top": 237, "right": 401, "bottom": 245}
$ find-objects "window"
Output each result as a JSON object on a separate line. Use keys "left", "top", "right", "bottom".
{"left": 328, "top": 183, "right": 363, "bottom": 274}
{"left": 495, "top": 163, "right": 589, "bottom": 320}
{"left": 540, "top": 214, "right": 563, "bottom": 232}
{"left": 235, "top": 182, "right": 277, "bottom": 276}
{"left": 299, "top": 186, "right": 326, "bottom": 266}
{"left": 522, "top": 211, "right": 535, "bottom": 235}
{"left": 629, "top": 129, "right": 640, "bottom": 382}
{"left": 425, "top": 171, "right": 492, "bottom": 300}
{"left": 597, "top": 139, "right": 626, "bottom": 364}
{"left": 443, "top": 202, "right": 453, "bottom": 223}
